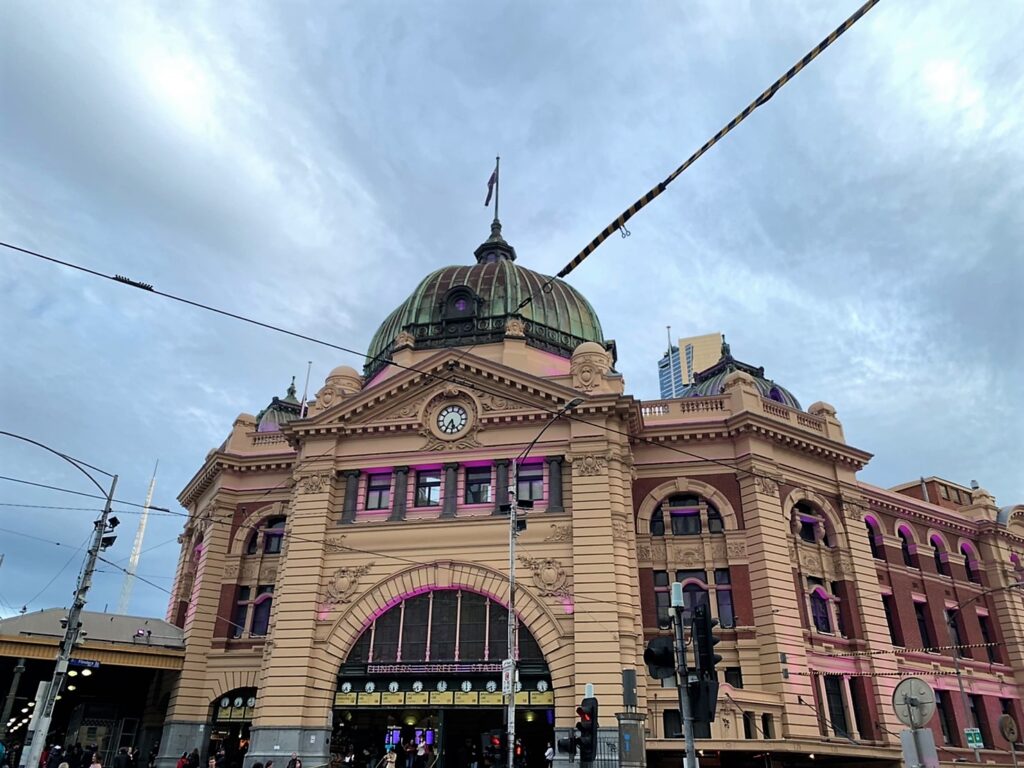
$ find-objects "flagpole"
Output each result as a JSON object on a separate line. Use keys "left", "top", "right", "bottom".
{"left": 494, "top": 155, "right": 500, "bottom": 224}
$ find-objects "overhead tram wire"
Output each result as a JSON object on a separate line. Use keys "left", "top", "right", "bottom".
{"left": 554, "top": 0, "right": 882, "bottom": 280}
{"left": 6, "top": 240, "right": 864, "bottom": 528}
{"left": 0, "top": 474, "right": 175, "bottom": 512}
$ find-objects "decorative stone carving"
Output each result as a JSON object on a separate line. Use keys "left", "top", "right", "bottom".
{"left": 612, "top": 519, "right": 631, "bottom": 539}
{"left": 842, "top": 500, "right": 866, "bottom": 521}
{"left": 299, "top": 472, "right": 332, "bottom": 494}
{"left": 223, "top": 561, "right": 241, "bottom": 580}
{"left": 677, "top": 549, "right": 702, "bottom": 567}
{"left": 570, "top": 343, "right": 612, "bottom": 393}
{"left": 754, "top": 476, "right": 778, "bottom": 496}
{"left": 325, "top": 535, "right": 349, "bottom": 553}
{"left": 395, "top": 331, "right": 416, "bottom": 349}
{"left": 326, "top": 564, "right": 372, "bottom": 605}
{"left": 240, "top": 562, "right": 259, "bottom": 581}
{"left": 504, "top": 318, "right": 526, "bottom": 337}
{"left": 572, "top": 455, "right": 606, "bottom": 476}
{"left": 261, "top": 638, "right": 274, "bottom": 662}
{"left": 420, "top": 428, "right": 484, "bottom": 452}
{"left": 479, "top": 394, "right": 514, "bottom": 412}
{"left": 637, "top": 544, "right": 652, "bottom": 562}
{"left": 518, "top": 555, "right": 569, "bottom": 596}
{"left": 726, "top": 540, "right": 747, "bottom": 559}
{"left": 709, "top": 543, "right": 727, "bottom": 561}
{"left": 263, "top": 566, "right": 278, "bottom": 583}
{"left": 544, "top": 524, "right": 572, "bottom": 543}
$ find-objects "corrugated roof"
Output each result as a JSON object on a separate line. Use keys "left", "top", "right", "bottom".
{"left": 0, "top": 609, "right": 184, "bottom": 650}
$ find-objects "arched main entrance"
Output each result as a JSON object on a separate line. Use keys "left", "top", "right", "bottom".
{"left": 331, "top": 589, "right": 554, "bottom": 768}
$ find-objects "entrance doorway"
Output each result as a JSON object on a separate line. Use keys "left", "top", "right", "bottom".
{"left": 330, "top": 709, "right": 552, "bottom": 768}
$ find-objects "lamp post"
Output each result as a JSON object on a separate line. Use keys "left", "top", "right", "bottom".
{"left": 946, "top": 581, "right": 1024, "bottom": 764}
{"left": 0, "top": 432, "right": 119, "bottom": 768}
{"left": 506, "top": 398, "right": 583, "bottom": 768}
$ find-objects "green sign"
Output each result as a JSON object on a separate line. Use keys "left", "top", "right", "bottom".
{"left": 964, "top": 728, "right": 983, "bottom": 749}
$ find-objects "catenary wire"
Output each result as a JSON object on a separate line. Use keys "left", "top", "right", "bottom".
{"left": 556, "top": 0, "right": 882, "bottom": 279}
{"left": 0, "top": 501, "right": 185, "bottom": 517}
{"left": 22, "top": 532, "right": 93, "bottom": 610}
{"left": 0, "top": 474, "right": 174, "bottom": 511}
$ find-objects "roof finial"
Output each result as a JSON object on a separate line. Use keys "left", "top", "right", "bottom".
{"left": 484, "top": 155, "right": 500, "bottom": 225}
{"left": 721, "top": 334, "right": 731, "bottom": 358}
{"left": 287, "top": 376, "right": 297, "bottom": 400}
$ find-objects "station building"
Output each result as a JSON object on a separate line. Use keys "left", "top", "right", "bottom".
{"left": 157, "top": 223, "right": 1024, "bottom": 768}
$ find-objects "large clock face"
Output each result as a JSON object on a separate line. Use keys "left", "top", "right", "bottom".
{"left": 437, "top": 405, "right": 468, "bottom": 435}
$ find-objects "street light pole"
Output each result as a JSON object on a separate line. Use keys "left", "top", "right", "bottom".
{"left": 17, "top": 474, "right": 118, "bottom": 768}
{"left": 947, "top": 582, "right": 1024, "bottom": 764}
{"left": 506, "top": 398, "right": 583, "bottom": 768}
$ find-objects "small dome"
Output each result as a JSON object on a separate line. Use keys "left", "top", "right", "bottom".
{"left": 573, "top": 341, "right": 608, "bottom": 356}
{"left": 365, "top": 222, "right": 608, "bottom": 377}
{"left": 682, "top": 339, "right": 801, "bottom": 409}
{"left": 255, "top": 377, "right": 302, "bottom": 432}
{"left": 328, "top": 365, "right": 360, "bottom": 380}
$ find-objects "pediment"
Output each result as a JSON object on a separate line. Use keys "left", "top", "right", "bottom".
{"left": 293, "top": 350, "right": 584, "bottom": 434}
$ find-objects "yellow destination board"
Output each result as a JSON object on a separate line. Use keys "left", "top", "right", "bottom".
{"left": 405, "top": 692, "right": 429, "bottom": 705}
{"left": 334, "top": 693, "right": 357, "bottom": 707}
{"left": 454, "top": 691, "right": 478, "bottom": 706}
{"left": 530, "top": 691, "right": 554, "bottom": 706}
{"left": 357, "top": 692, "right": 382, "bottom": 706}
{"left": 381, "top": 692, "right": 405, "bottom": 706}
{"left": 478, "top": 692, "right": 504, "bottom": 706}
{"left": 430, "top": 691, "right": 455, "bottom": 705}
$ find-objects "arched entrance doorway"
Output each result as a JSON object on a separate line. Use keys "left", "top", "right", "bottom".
{"left": 208, "top": 688, "right": 257, "bottom": 768}
{"left": 331, "top": 589, "right": 553, "bottom": 768}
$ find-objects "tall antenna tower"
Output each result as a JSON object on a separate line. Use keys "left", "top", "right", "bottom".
{"left": 117, "top": 461, "right": 158, "bottom": 615}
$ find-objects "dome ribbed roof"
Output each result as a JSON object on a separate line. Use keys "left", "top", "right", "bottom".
{"left": 682, "top": 340, "right": 802, "bottom": 410}
{"left": 365, "top": 224, "right": 606, "bottom": 376}
{"left": 255, "top": 378, "right": 302, "bottom": 432}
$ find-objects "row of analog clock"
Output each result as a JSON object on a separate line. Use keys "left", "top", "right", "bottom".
{"left": 220, "top": 696, "right": 257, "bottom": 708}
{"left": 340, "top": 680, "right": 550, "bottom": 694}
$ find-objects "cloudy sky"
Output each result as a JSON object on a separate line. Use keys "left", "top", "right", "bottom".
{"left": 1, "top": 1, "right": 1020, "bottom": 620}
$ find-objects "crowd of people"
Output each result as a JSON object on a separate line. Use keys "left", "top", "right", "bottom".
{"left": 0, "top": 743, "right": 158, "bottom": 768}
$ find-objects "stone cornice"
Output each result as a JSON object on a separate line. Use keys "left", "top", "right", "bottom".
{"left": 178, "top": 451, "right": 296, "bottom": 508}
{"left": 858, "top": 482, "right": 1014, "bottom": 540}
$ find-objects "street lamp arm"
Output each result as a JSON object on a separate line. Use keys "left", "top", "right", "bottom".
{"left": 0, "top": 430, "right": 111, "bottom": 495}
{"left": 514, "top": 398, "right": 584, "bottom": 466}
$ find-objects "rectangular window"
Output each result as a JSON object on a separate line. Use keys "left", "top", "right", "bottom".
{"left": 663, "top": 709, "right": 681, "bottom": 739}
{"left": 799, "top": 519, "right": 817, "bottom": 543}
{"left": 831, "top": 582, "right": 846, "bottom": 636}
{"left": 969, "top": 695, "right": 988, "bottom": 748}
{"left": 882, "top": 595, "right": 902, "bottom": 646}
{"left": 366, "top": 473, "right": 391, "bottom": 510}
{"left": 743, "top": 712, "right": 755, "bottom": 739}
{"left": 946, "top": 610, "right": 965, "bottom": 657}
{"left": 707, "top": 508, "right": 724, "bottom": 534}
{"left": 978, "top": 615, "right": 998, "bottom": 663}
{"left": 680, "top": 586, "right": 709, "bottom": 625}
{"left": 429, "top": 591, "right": 457, "bottom": 661}
{"left": 936, "top": 691, "right": 955, "bottom": 745}
{"left": 400, "top": 595, "right": 430, "bottom": 662}
{"left": 725, "top": 667, "right": 743, "bottom": 689}
{"left": 823, "top": 677, "right": 850, "bottom": 738}
{"left": 670, "top": 510, "right": 701, "bottom": 536}
{"left": 459, "top": 592, "right": 486, "bottom": 661}
{"left": 654, "top": 571, "right": 670, "bottom": 628}
{"left": 715, "top": 568, "right": 735, "bottom": 627}
{"left": 1002, "top": 699, "right": 1014, "bottom": 716}
{"left": 415, "top": 470, "right": 442, "bottom": 507}
{"left": 231, "top": 586, "right": 250, "bottom": 639}
{"left": 914, "top": 602, "right": 933, "bottom": 650}
{"left": 761, "top": 713, "right": 774, "bottom": 739}
{"left": 516, "top": 465, "right": 544, "bottom": 502}
{"left": 939, "top": 484, "right": 950, "bottom": 500}
{"left": 250, "top": 585, "right": 274, "bottom": 637}
{"left": 692, "top": 719, "right": 711, "bottom": 739}
{"left": 464, "top": 467, "right": 492, "bottom": 504}
{"left": 952, "top": 488, "right": 963, "bottom": 504}
{"left": 650, "top": 510, "right": 665, "bottom": 537}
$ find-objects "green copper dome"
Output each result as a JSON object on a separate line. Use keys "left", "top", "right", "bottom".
{"left": 365, "top": 222, "right": 608, "bottom": 377}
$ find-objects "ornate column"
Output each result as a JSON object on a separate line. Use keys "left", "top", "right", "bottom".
{"left": 493, "top": 459, "right": 510, "bottom": 515}
{"left": 441, "top": 462, "right": 459, "bottom": 518}
{"left": 340, "top": 470, "right": 360, "bottom": 524}
{"left": 546, "top": 456, "right": 564, "bottom": 513}
{"left": 389, "top": 467, "right": 409, "bottom": 522}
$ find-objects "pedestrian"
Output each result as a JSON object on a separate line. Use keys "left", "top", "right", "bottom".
{"left": 187, "top": 751, "right": 200, "bottom": 768}
{"left": 286, "top": 754, "right": 301, "bottom": 768}
{"left": 113, "top": 748, "right": 132, "bottom": 768}
{"left": 89, "top": 754, "right": 102, "bottom": 768}
{"left": 265, "top": 761, "right": 274, "bottom": 768}
{"left": 384, "top": 749, "right": 396, "bottom": 768}
{"left": 544, "top": 743, "right": 553, "bottom": 768}
{"left": 176, "top": 754, "right": 188, "bottom": 768}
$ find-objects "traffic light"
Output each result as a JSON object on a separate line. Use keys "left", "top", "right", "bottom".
{"left": 688, "top": 678, "right": 721, "bottom": 723}
{"left": 556, "top": 730, "right": 578, "bottom": 760}
{"left": 577, "top": 696, "right": 599, "bottom": 762}
{"left": 692, "top": 604, "right": 722, "bottom": 678}
{"left": 643, "top": 636, "right": 676, "bottom": 680}
{"left": 483, "top": 729, "right": 505, "bottom": 766}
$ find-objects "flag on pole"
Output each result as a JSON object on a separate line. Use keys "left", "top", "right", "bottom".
{"left": 485, "top": 164, "right": 498, "bottom": 207}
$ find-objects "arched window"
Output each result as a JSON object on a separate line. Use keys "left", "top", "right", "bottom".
{"left": 651, "top": 494, "right": 723, "bottom": 537}
{"left": 809, "top": 588, "right": 832, "bottom": 633}
{"left": 962, "top": 545, "right": 981, "bottom": 584}
{"left": 250, "top": 585, "right": 274, "bottom": 636}
{"left": 793, "top": 501, "right": 834, "bottom": 546}
{"left": 245, "top": 532, "right": 259, "bottom": 555}
{"left": 442, "top": 287, "right": 478, "bottom": 320}
{"left": 676, "top": 570, "right": 709, "bottom": 624}
{"left": 263, "top": 517, "right": 286, "bottom": 554}
{"left": 343, "top": 589, "right": 544, "bottom": 664}
{"left": 931, "top": 537, "right": 949, "bottom": 576}
{"left": 898, "top": 527, "right": 917, "bottom": 568}
{"left": 865, "top": 518, "right": 884, "bottom": 560}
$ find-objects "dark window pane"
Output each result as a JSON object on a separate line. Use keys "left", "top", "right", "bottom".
{"left": 978, "top": 615, "right": 998, "bottom": 663}
{"left": 429, "top": 591, "right": 458, "bottom": 661}
{"left": 882, "top": 595, "right": 901, "bottom": 645}
{"left": 915, "top": 602, "right": 933, "bottom": 649}
{"left": 518, "top": 624, "right": 543, "bottom": 662}
{"left": 246, "top": 533, "right": 258, "bottom": 555}
{"left": 348, "top": 631, "right": 371, "bottom": 664}
{"left": 670, "top": 512, "right": 701, "bottom": 536}
{"left": 867, "top": 522, "right": 883, "bottom": 559}
{"left": 401, "top": 595, "right": 430, "bottom": 662}
{"left": 707, "top": 507, "right": 724, "bottom": 534}
{"left": 824, "top": 677, "right": 849, "bottom": 737}
{"left": 692, "top": 719, "right": 710, "bottom": 739}
{"left": 655, "top": 592, "right": 671, "bottom": 628}
{"left": 465, "top": 467, "right": 492, "bottom": 504}
{"left": 650, "top": 510, "right": 665, "bottom": 537}
{"left": 946, "top": 610, "right": 965, "bottom": 657}
{"left": 717, "top": 590, "right": 735, "bottom": 629}
{"left": 761, "top": 714, "right": 773, "bottom": 739}
{"left": 725, "top": 668, "right": 743, "bottom": 688}
{"left": 663, "top": 709, "right": 681, "bottom": 739}
{"left": 372, "top": 606, "right": 401, "bottom": 662}
{"left": 969, "top": 695, "right": 988, "bottom": 748}
{"left": 936, "top": 691, "right": 956, "bottom": 745}
{"left": 743, "top": 713, "right": 754, "bottom": 739}
{"left": 459, "top": 592, "right": 487, "bottom": 661}
{"left": 900, "top": 531, "right": 916, "bottom": 567}
{"left": 799, "top": 519, "right": 817, "bottom": 543}
{"left": 517, "top": 465, "right": 544, "bottom": 502}
{"left": 415, "top": 471, "right": 441, "bottom": 507}
{"left": 231, "top": 587, "right": 250, "bottom": 639}
{"left": 263, "top": 517, "right": 286, "bottom": 554}
{"left": 366, "top": 474, "right": 391, "bottom": 510}
{"left": 676, "top": 570, "right": 706, "bottom": 584}
{"left": 488, "top": 602, "right": 509, "bottom": 660}
{"left": 250, "top": 587, "right": 274, "bottom": 636}
{"left": 653, "top": 571, "right": 670, "bottom": 587}
{"left": 811, "top": 593, "right": 831, "bottom": 633}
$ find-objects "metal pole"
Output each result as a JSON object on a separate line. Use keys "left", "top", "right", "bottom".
{"left": 506, "top": 462, "right": 518, "bottom": 768}
{"left": 947, "top": 610, "right": 981, "bottom": 763}
{"left": 671, "top": 584, "right": 697, "bottom": 768}
{"left": 0, "top": 658, "right": 27, "bottom": 743}
{"left": 19, "top": 475, "right": 118, "bottom": 768}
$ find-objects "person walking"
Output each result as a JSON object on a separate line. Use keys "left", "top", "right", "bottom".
{"left": 187, "top": 751, "right": 199, "bottom": 768}
{"left": 88, "top": 753, "right": 102, "bottom": 768}
{"left": 112, "top": 748, "right": 132, "bottom": 768}
{"left": 285, "top": 753, "right": 301, "bottom": 768}
{"left": 544, "top": 743, "right": 554, "bottom": 768}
